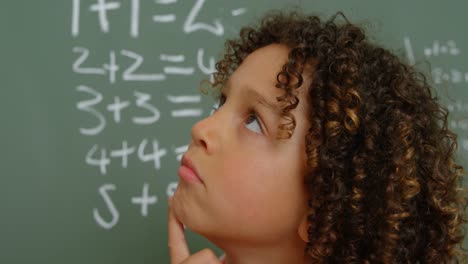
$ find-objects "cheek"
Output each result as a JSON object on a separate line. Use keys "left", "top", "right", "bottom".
{"left": 217, "top": 152, "right": 304, "bottom": 226}
{"left": 222, "top": 151, "right": 274, "bottom": 190}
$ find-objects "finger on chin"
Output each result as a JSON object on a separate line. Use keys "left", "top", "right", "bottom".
{"left": 168, "top": 197, "right": 190, "bottom": 264}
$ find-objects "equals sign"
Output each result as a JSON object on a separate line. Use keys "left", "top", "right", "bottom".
{"left": 153, "top": 14, "right": 176, "bottom": 23}
{"left": 167, "top": 95, "right": 203, "bottom": 118}
{"left": 174, "top": 145, "right": 188, "bottom": 161}
{"left": 160, "top": 54, "right": 195, "bottom": 75}
{"left": 231, "top": 8, "right": 246, "bottom": 16}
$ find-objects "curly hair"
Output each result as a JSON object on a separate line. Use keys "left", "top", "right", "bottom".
{"left": 208, "top": 10, "right": 467, "bottom": 264}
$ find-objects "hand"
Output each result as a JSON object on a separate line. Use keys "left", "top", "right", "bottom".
{"left": 168, "top": 197, "right": 222, "bottom": 264}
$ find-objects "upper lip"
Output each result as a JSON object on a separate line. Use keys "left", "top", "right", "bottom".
{"left": 181, "top": 155, "right": 204, "bottom": 183}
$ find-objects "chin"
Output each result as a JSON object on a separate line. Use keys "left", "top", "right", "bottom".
{"left": 172, "top": 192, "right": 206, "bottom": 232}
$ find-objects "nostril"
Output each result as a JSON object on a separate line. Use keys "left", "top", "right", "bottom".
{"left": 200, "top": 139, "right": 208, "bottom": 150}
{"left": 191, "top": 116, "right": 214, "bottom": 153}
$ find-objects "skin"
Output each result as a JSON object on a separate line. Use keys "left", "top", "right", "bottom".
{"left": 169, "top": 44, "right": 313, "bottom": 264}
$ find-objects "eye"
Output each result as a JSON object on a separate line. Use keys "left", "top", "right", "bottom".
{"left": 245, "top": 111, "right": 263, "bottom": 134}
{"left": 212, "top": 94, "right": 226, "bottom": 112}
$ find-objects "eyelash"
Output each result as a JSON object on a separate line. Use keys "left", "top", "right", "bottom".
{"left": 212, "top": 94, "right": 264, "bottom": 135}
{"left": 212, "top": 94, "right": 226, "bottom": 112}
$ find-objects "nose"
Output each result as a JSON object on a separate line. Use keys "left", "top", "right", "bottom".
{"left": 190, "top": 113, "right": 219, "bottom": 154}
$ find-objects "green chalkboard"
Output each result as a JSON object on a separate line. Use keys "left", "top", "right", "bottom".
{"left": 1, "top": 1, "right": 466, "bottom": 263}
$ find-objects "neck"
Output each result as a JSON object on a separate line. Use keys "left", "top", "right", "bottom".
{"left": 215, "top": 236, "right": 311, "bottom": 264}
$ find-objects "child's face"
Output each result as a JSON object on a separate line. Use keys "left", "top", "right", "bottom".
{"left": 173, "top": 44, "right": 311, "bottom": 246}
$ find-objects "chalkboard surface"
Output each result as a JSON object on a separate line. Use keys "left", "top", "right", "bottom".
{"left": 1, "top": 1, "right": 466, "bottom": 263}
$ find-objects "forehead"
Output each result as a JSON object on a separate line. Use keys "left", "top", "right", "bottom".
{"left": 226, "top": 44, "right": 290, "bottom": 99}
{"left": 225, "top": 44, "right": 311, "bottom": 113}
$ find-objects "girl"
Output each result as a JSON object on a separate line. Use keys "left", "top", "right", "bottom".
{"left": 168, "top": 11, "right": 467, "bottom": 264}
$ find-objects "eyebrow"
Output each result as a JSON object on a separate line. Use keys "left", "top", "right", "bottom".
{"left": 224, "top": 81, "right": 281, "bottom": 115}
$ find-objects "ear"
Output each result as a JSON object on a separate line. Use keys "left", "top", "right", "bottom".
{"left": 297, "top": 211, "right": 310, "bottom": 243}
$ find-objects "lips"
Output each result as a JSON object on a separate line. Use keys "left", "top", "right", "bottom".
{"left": 178, "top": 155, "right": 204, "bottom": 184}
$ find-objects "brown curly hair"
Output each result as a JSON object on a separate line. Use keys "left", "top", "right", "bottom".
{"left": 207, "top": 10, "right": 467, "bottom": 263}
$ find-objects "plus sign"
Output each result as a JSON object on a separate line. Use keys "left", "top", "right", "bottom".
{"left": 131, "top": 183, "right": 157, "bottom": 216}
{"left": 110, "top": 141, "right": 134, "bottom": 168}
{"left": 107, "top": 96, "right": 130, "bottom": 123}
{"left": 90, "top": 0, "right": 121, "bottom": 33}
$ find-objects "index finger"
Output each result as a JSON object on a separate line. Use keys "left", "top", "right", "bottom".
{"left": 168, "top": 197, "right": 190, "bottom": 264}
